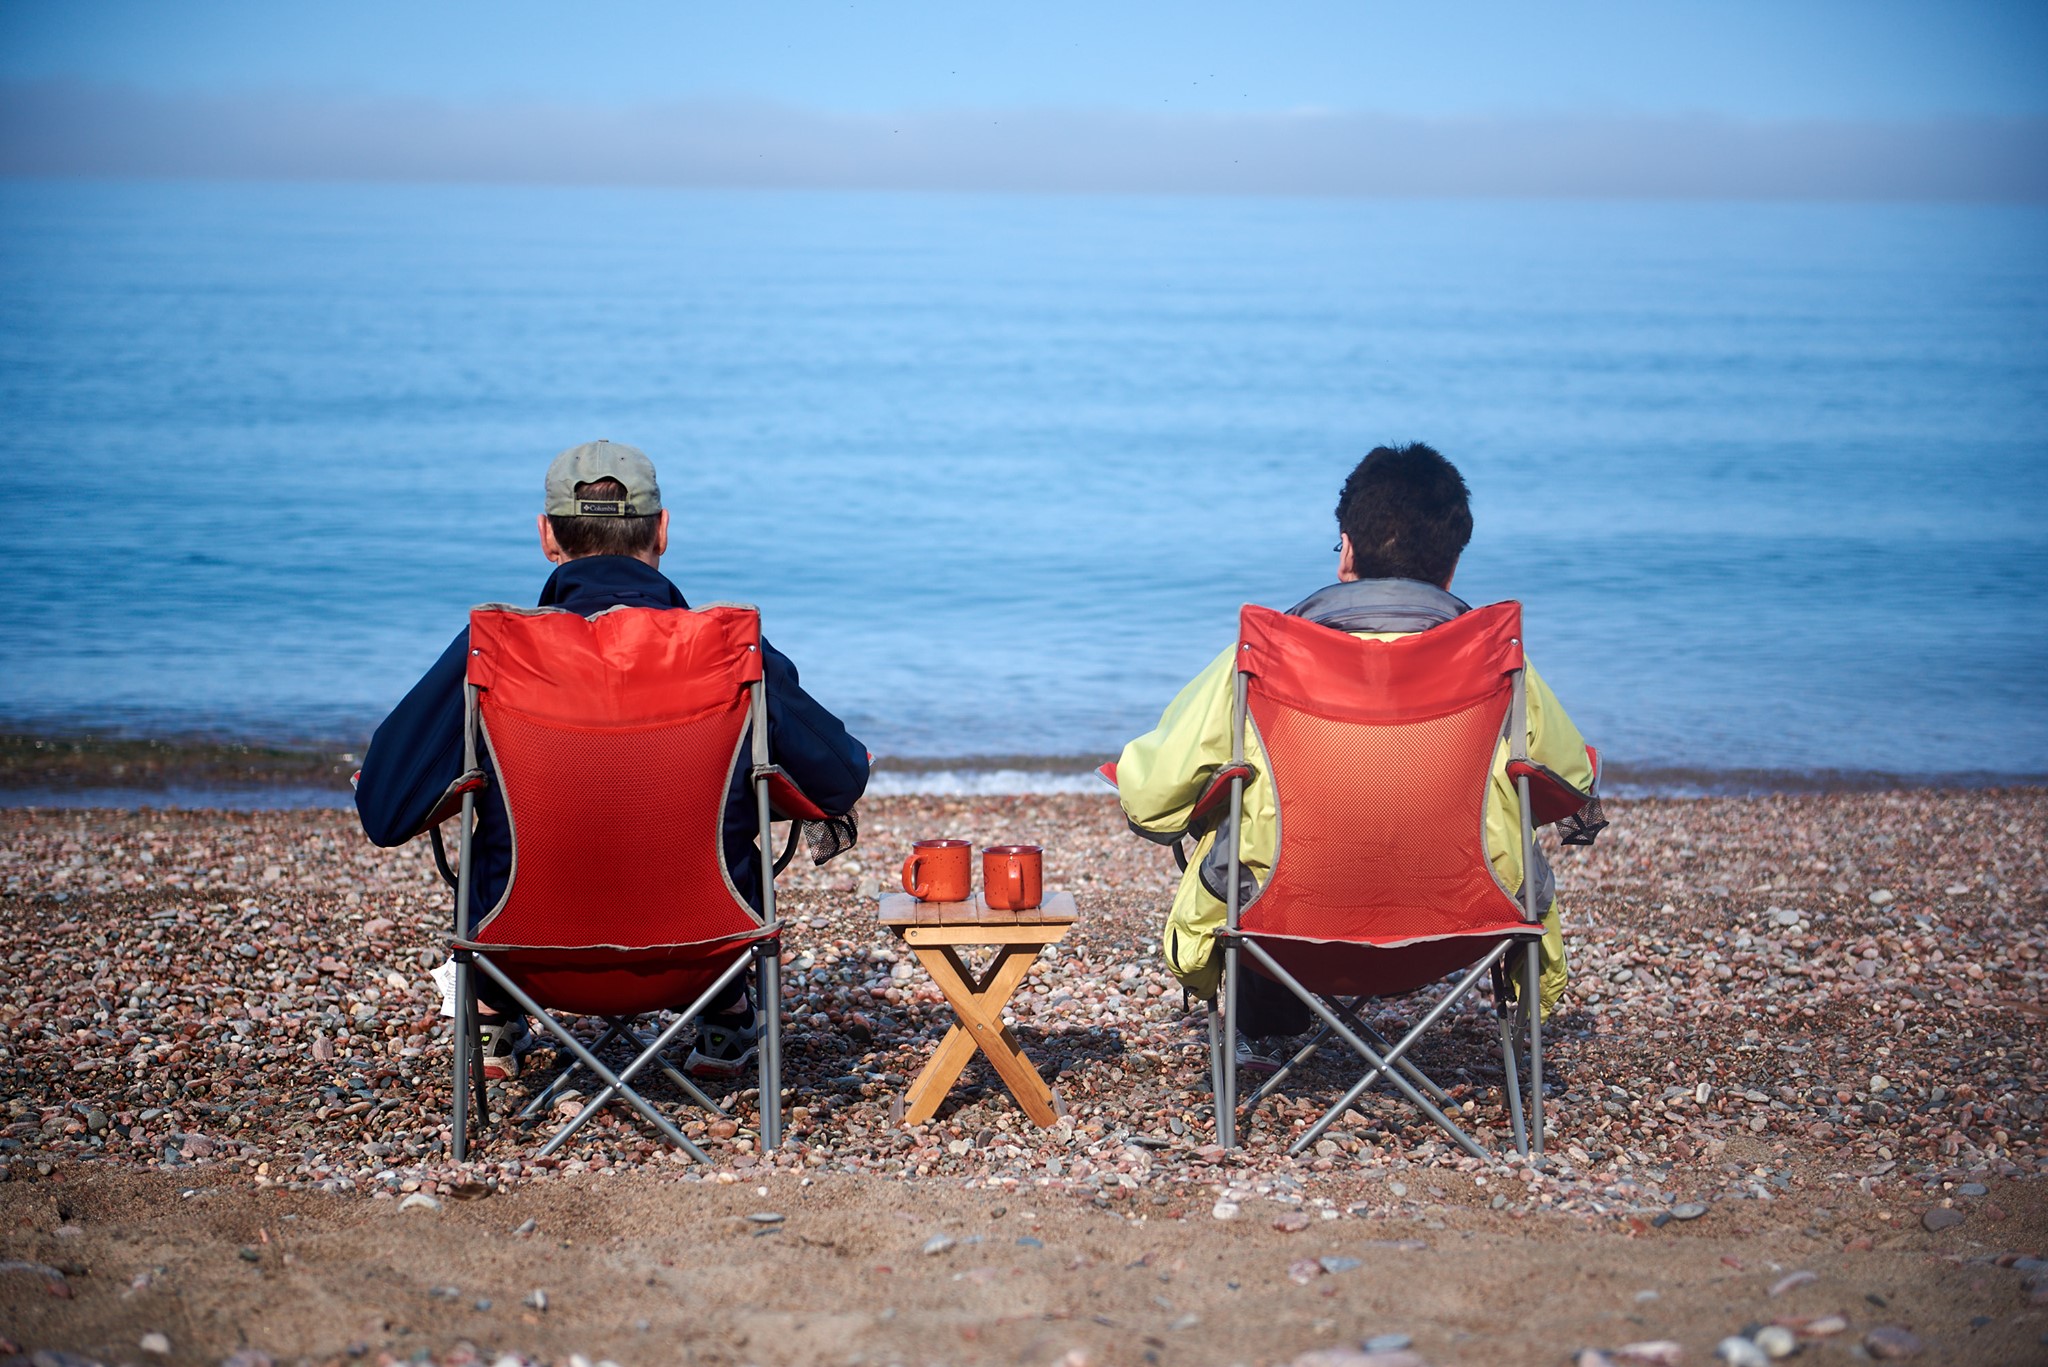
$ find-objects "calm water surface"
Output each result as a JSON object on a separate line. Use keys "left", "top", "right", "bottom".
{"left": 1, "top": 182, "right": 2044, "bottom": 783}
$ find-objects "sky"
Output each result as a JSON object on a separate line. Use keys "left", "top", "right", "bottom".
{"left": 1, "top": 1, "right": 2044, "bottom": 197}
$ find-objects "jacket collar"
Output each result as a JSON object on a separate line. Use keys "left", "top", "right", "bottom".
{"left": 1286, "top": 577, "right": 1469, "bottom": 634}
{"left": 536, "top": 556, "right": 690, "bottom": 612}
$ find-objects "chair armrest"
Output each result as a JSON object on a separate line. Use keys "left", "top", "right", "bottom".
{"left": 416, "top": 769, "right": 487, "bottom": 841}
{"left": 1189, "top": 763, "right": 1256, "bottom": 833}
{"left": 754, "top": 765, "right": 830, "bottom": 822}
{"left": 1507, "top": 745, "right": 1600, "bottom": 828}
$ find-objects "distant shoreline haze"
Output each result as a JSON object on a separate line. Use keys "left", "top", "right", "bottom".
{"left": 3, "top": 82, "right": 2045, "bottom": 201}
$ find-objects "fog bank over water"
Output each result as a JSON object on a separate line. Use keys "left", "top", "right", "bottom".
{"left": 5, "top": 81, "right": 2045, "bottom": 201}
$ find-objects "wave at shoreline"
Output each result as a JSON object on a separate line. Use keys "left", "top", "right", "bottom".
{"left": 1, "top": 733, "right": 2041, "bottom": 808}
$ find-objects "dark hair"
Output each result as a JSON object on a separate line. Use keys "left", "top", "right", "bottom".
{"left": 546, "top": 478, "right": 661, "bottom": 559}
{"left": 1335, "top": 443, "right": 1472, "bottom": 584}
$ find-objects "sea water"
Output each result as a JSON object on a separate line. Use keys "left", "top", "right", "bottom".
{"left": 1, "top": 181, "right": 2044, "bottom": 790}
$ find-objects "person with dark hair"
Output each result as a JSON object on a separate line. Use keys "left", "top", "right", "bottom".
{"left": 354, "top": 440, "right": 869, "bottom": 1081}
{"left": 1114, "top": 443, "right": 1598, "bottom": 1071}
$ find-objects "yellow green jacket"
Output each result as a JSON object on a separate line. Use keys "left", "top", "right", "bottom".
{"left": 1116, "top": 580, "right": 1595, "bottom": 1014}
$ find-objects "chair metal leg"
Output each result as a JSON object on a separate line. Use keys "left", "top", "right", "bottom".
{"left": 1527, "top": 941, "right": 1545, "bottom": 1160}
{"left": 1248, "top": 1019, "right": 1334, "bottom": 1110}
{"left": 1345, "top": 1006, "right": 1455, "bottom": 1106}
{"left": 1500, "top": 1002, "right": 1528, "bottom": 1158}
{"left": 517, "top": 1020, "right": 629, "bottom": 1123}
{"left": 758, "top": 944, "right": 782, "bottom": 1151}
{"left": 1218, "top": 941, "right": 1239, "bottom": 1149}
{"left": 613, "top": 1019, "right": 729, "bottom": 1116}
{"left": 452, "top": 959, "right": 473, "bottom": 1163}
{"left": 1289, "top": 947, "right": 1512, "bottom": 1155}
{"left": 1243, "top": 938, "right": 1494, "bottom": 1161}
{"left": 476, "top": 959, "right": 717, "bottom": 1163}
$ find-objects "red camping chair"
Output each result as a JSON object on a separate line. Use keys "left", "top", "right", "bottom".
{"left": 431, "top": 602, "right": 829, "bottom": 1164}
{"left": 1208, "top": 601, "right": 1594, "bottom": 1161}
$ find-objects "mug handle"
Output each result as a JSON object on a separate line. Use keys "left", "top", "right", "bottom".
{"left": 901, "top": 854, "right": 928, "bottom": 899}
{"left": 1007, "top": 861, "right": 1024, "bottom": 908}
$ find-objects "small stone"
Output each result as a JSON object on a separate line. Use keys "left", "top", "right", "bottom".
{"left": 1715, "top": 1336, "right": 1768, "bottom": 1367}
{"left": 1387, "top": 1181, "right": 1407, "bottom": 1197}
{"left": 1272, "top": 1211, "right": 1311, "bottom": 1233}
{"left": 1694, "top": 1082, "right": 1712, "bottom": 1104}
{"left": 1320, "top": 1256, "right": 1362, "bottom": 1273}
{"left": 398, "top": 1192, "right": 442, "bottom": 1213}
{"left": 1169, "top": 1314, "right": 1200, "bottom": 1331}
{"left": 1671, "top": 1202, "right": 1708, "bottom": 1221}
{"left": 1862, "top": 1326, "right": 1923, "bottom": 1359}
{"left": 140, "top": 1334, "right": 171, "bottom": 1356}
{"left": 1768, "top": 1270, "right": 1817, "bottom": 1297}
{"left": 1867, "top": 888, "right": 1895, "bottom": 905}
{"left": 1797, "top": 1315, "right": 1849, "bottom": 1338}
{"left": 1576, "top": 1354, "right": 1618, "bottom": 1367}
{"left": 1868, "top": 1074, "right": 1890, "bottom": 1093}
{"left": 1361, "top": 1334, "right": 1412, "bottom": 1353}
{"left": 1286, "top": 1258, "right": 1323, "bottom": 1284}
{"left": 1616, "top": 1343, "right": 1682, "bottom": 1365}
{"left": 237, "top": 1245, "right": 261, "bottom": 1262}
{"left": 523, "top": 1289, "right": 548, "bottom": 1312}
{"left": 921, "top": 1234, "right": 955, "bottom": 1256}
{"left": 1015, "top": 1236, "right": 1044, "bottom": 1248}
{"left": 1753, "top": 1326, "right": 1796, "bottom": 1359}
{"left": 473, "top": 1299, "right": 491, "bottom": 1312}
{"left": 511, "top": 1218, "right": 537, "bottom": 1236}
{"left": 1921, "top": 1207, "right": 1963, "bottom": 1232}
{"left": 746, "top": 1212, "right": 784, "bottom": 1224}
{"left": 1956, "top": 1182, "right": 1988, "bottom": 1196}
{"left": 1211, "top": 1200, "right": 1239, "bottom": 1221}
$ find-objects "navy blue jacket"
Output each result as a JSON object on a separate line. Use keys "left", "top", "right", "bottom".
{"left": 355, "top": 556, "right": 869, "bottom": 923}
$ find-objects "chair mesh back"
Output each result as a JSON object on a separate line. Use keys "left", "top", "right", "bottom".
{"left": 465, "top": 604, "right": 764, "bottom": 948}
{"left": 1237, "top": 601, "right": 1530, "bottom": 947}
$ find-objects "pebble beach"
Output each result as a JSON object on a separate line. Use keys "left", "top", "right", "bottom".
{"left": 2, "top": 788, "right": 2045, "bottom": 1366}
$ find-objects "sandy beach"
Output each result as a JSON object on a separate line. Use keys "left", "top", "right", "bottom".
{"left": 2, "top": 789, "right": 2044, "bottom": 1366}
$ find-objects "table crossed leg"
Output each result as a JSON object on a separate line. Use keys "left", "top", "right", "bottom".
{"left": 900, "top": 940, "right": 1062, "bottom": 1126}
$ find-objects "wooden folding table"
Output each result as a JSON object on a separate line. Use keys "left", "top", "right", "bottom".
{"left": 879, "top": 890, "right": 1076, "bottom": 1127}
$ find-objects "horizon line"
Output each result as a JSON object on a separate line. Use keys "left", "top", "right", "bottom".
{"left": 4, "top": 81, "right": 2044, "bottom": 203}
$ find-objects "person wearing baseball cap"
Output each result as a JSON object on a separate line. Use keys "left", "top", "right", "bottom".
{"left": 354, "top": 440, "right": 870, "bottom": 1080}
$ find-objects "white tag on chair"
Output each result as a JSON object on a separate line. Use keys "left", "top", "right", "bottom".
{"left": 431, "top": 958, "right": 457, "bottom": 1018}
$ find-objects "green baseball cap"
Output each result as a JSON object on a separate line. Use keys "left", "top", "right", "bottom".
{"left": 543, "top": 440, "right": 662, "bottom": 517}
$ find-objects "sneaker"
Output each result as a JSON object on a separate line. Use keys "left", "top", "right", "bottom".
{"left": 686, "top": 1015, "right": 759, "bottom": 1079}
{"left": 479, "top": 1015, "right": 530, "bottom": 1081}
{"left": 1233, "top": 1035, "right": 1282, "bottom": 1076}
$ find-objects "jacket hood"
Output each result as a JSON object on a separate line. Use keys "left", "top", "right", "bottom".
{"left": 1286, "top": 577, "right": 1469, "bottom": 634}
{"left": 536, "top": 556, "right": 689, "bottom": 612}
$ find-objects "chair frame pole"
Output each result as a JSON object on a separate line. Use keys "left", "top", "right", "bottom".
{"left": 451, "top": 679, "right": 486, "bottom": 1164}
{"left": 1284, "top": 942, "right": 1512, "bottom": 1156}
{"left": 1509, "top": 655, "right": 1545, "bottom": 1160}
{"left": 1240, "top": 937, "right": 1490, "bottom": 1161}
{"left": 748, "top": 675, "right": 783, "bottom": 1153}
{"left": 1217, "top": 662, "right": 1250, "bottom": 1149}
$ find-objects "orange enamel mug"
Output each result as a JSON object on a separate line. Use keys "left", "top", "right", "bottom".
{"left": 982, "top": 844, "right": 1043, "bottom": 911}
{"left": 901, "top": 839, "right": 972, "bottom": 902}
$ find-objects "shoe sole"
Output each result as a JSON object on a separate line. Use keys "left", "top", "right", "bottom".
{"left": 684, "top": 1047, "right": 758, "bottom": 1079}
